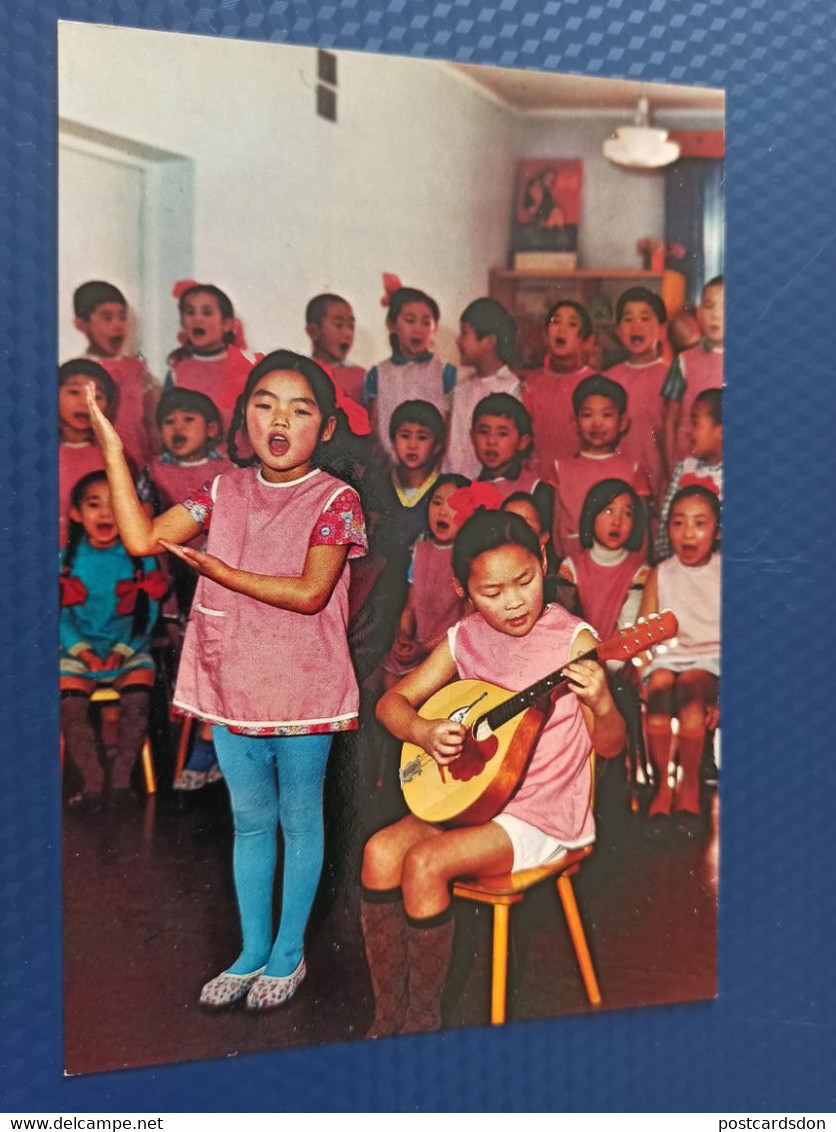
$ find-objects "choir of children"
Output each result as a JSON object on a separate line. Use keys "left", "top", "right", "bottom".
{"left": 59, "top": 268, "right": 723, "bottom": 1025}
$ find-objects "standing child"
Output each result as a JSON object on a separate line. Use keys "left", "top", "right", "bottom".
{"left": 165, "top": 281, "right": 254, "bottom": 437}
{"left": 73, "top": 281, "right": 160, "bottom": 468}
{"left": 305, "top": 293, "right": 365, "bottom": 407}
{"left": 656, "top": 388, "right": 723, "bottom": 560}
{"left": 558, "top": 479, "right": 649, "bottom": 639}
{"left": 605, "top": 286, "right": 669, "bottom": 506}
{"left": 87, "top": 349, "right": 367, "bottom": 1011}
{"left": 380, "top": 474, "right": 470, "bottom": 687}
{"left": 445, "top": 298, "right": 520, "bottom": 478}
{"left": 60, "top": 471, "right": 163, "bottom": 812}
{"left": 59, "top": 360, "right": 118, "bottom": 546}
{"left": 360, "top": 509, "right": 625, "bottom": 1036}
{"left": 501, "top": 491, "right": 559, "bottom": 605}
{"left": 364, "top": 281, "right": 457, "bottom": 465}
{"left": 521, "top": 299, "right": 595, "bottom": 478}
{"left": 638, "top": 485, "right": 721, "bottom": 819}
{"left": 662, "top": 276, "right": 724, "bottom": 475}
{"left": 552, "top": 375, "right": 650, "bottom": 559}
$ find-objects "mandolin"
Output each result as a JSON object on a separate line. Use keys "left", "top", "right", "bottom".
{"left": 399, "top": 611, "right": 677, "bottom": 826}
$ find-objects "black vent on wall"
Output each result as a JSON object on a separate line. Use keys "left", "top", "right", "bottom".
{"left": 317, "top": 50, "right": 337, "bottom": 122}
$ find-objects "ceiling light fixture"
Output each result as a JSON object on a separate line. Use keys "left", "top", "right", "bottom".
{"left": 603, "top": 97, "right": 681, "bottom": 169}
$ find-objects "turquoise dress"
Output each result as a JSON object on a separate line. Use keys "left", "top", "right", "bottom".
{"left": 60, "top": 540, "right": 161, "bottom": 681}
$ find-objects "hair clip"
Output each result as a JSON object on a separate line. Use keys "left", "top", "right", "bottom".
{"left": 380, "top": 273, "right": 403, "bottom": 307}
{"left": 172, "top": 279, "right": 199, "bottom": 300}
{"left": 448, "top": 482, "right": 505, "bottom": 524}
{"left": 678, "top": 472, "right": 720, "bottom": 496}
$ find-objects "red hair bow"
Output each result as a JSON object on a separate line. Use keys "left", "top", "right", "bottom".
{"left": 678, "top": 472, "right": 720, "bottom": 497}
{"left": 114, "top": 570, "right": 168, "bottom": 615}
{"left": 315, "top": 361, "right": 371, "bottom": 437}
{"left": 60, "top": 574, "right": 88, "bottom": 607}
{"left": 447, "top": 482, "right": 505, "bottom": 524}
{"left": 380, "top": 273, "right": 403, "bottom": 307}
{"left": 172, "top": 279, "right": 199, "bottom": 300}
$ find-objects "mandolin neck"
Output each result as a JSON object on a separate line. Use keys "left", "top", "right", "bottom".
{"left": 483, "top": 644, "right": 599, "bottom": 732}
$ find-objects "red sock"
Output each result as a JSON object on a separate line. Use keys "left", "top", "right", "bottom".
{"left": 675, "top": 728, "right": 704, "bottom": 814}
{"left": 646, "top": 718, "right": 673, "bottom": 816}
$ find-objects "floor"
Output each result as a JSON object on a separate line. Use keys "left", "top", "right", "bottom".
{"left": 62, "top": 726, "right": 718, "bottom": 1076}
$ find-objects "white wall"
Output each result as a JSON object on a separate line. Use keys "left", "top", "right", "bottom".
{"left": 516, "top": 113, "right": 723, "bottom": 270}
{"left": 58, "top": 24, "right": 515, "bottom": 372}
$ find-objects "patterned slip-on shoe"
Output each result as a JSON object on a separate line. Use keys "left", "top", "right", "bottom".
{"left": 200, "top": 965, "right": 267, "bottom": 1009}
{"left": 245, "top": 958, "right": 307, "bottom": 1012}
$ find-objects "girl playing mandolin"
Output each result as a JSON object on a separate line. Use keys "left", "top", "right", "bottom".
{"left": 360, "top": 506, "right": 626, "bottom": 1036}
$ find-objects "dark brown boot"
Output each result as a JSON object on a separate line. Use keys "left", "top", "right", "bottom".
{"left": 401, "top": 907, "right": 455, "bottom": 1034}
{"left": 360, "top": 887, "right": 408, "bottom": 1038}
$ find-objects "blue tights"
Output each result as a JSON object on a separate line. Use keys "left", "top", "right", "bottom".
{"left": 212, "top": 727, "right": 332, "bottom": 978}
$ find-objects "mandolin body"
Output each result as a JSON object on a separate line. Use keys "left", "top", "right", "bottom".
{"left": 399, "top": 679, "right": 548, "bottom": 826}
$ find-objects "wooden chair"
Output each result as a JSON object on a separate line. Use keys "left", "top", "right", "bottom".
{"left": 452, "top": 753, "right": 600, "bottom": 1025}
{"left": 60, "top": 687, "right": 157, "bottom": 795}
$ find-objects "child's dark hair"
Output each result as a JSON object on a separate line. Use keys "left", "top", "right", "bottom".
{"left": 460, "top": 297, "right": 517, "bottom": 363}
{"left": 169, "top": 284, "right": 236, "bottom": 364}
{"left": 615, "top": 286, "right": 667, "bottom": 325}
{"left": 73, "top": 281, "right": 127, "bottom": 320}
{"left": 306, "top": 293, "right": 350, "bottom": 325}
{"left": 59, "top": 359, "right": 119, "bottom": 416}
{"left": 572, "top": 374, "right": 628, "bottom": 417}
{"left": 227, "top": 349, "right": 342, "bottom": 469}
{"left": 502, "top": 491, "right": 546, "bottom": 533}
{"left": 668, "top": 484, "right": 721, "bottom": 549}
{"left": 452, "top": 509, "right": 542, "bottom": 595}
{"left": 471, "top": 392, "right": 532, "bottom": 435}
{"left": 386, "top": 287, "right": 440, "bottom": 353}
{"left": 389, "top": 399, "right": 446, "bottom": 447}
{"left": 703, "top": 275, "right": 724, "bottom": 294}
{"left": 62, "top": 471, "right": 154, "bottom": 638}
{"left": 578, "top": 478, "right": 645, "bottom": 552}
{"left": 694, "top": 387, "right": 722, "bottom": 425}
{"left": 156, "top": 388, "right": 224, "bottom": 444}
{"left": 545, "top": 299, "right": 593, "bottom": 340}
{"left": 432, "top": 473, "right": 470, "bottom": 494}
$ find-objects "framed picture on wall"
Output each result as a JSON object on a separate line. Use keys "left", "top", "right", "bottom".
{"left": 510, "top": 158, "right": 583, "bottom": 260}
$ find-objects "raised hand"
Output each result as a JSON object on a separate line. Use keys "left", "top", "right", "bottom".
{"left": 85, "top": 381, "right": 123, "bottom": 457}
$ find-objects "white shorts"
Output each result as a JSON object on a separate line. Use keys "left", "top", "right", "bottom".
{"left": 492, "top": 812, "right": 590, "bottom": 872}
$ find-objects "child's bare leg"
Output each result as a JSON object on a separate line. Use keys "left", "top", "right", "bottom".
{"left": 360, "top": 814, "right": 439, "bottom": 1037}
{"left": 646, "top": 668, "right": 676, "bottom": 816}
{"left": 673, "top": 669, "right": 719, "bottom": 814}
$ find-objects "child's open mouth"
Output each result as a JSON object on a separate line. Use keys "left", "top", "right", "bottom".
{"left": 109, "top": 336, "right": 124, "bottom": 352}
{"left": 171, "top": 434, "right": 188, "bottom": 448}
{"left": 553, "top": 336, "right": 567, "bottom": 348}
{"left": 191, "top": 327, "right": 205, "bottom": 339}
{"left": 95, "top": 523, "right": 116, "bottom": 538}
{"left": 630, "top": 335, "right": 645, "bottom": 347}
{"left": 268, "top": 432, "right": 290, "bottom": 456}
{"left": 73, "top": 412, "right": 91, "bottom": 428}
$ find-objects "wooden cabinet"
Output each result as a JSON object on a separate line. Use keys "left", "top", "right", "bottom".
{"left": 489, "top": 268, "right": 664, "bottom": 371}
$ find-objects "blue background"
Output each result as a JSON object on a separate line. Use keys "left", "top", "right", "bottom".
{"left": 2, "top": 0, "right": 835, "bottom": 1113}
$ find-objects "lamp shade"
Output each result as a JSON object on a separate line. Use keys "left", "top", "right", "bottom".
{"left": 604, "top": 125, "right": 681, "bottom": 169}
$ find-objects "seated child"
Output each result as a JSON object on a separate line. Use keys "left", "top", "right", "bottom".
{"left": 445, "top": 298, "right": 520, "bottom": 478}
{"left": 604, "top": 286, "right": 669, "bottom": 506}
{"left": 558, "top": 479, "right": 649, "bottom": 639}
{"left": 656, "top": 388, "right": 723, "bottom": 561}
{"left": 165, "top": 281, "right": 254, "bottom": 437}
{"left": 662, "top": 276, "right": 724, "bottom": 475}
{"left": 59, "top": 359, "right": 118, "bottom": 546}
{"left": 360, "top": 509, "right": 625, "bottom": 1035}
{"left": 364, "top": 280, "right": 456, "bottom": 466}
{"left": 60, "top": 471, "right": 164, "bottom": 811}
{"left": 73, "top": 280, "right": 160, "bottom": 468}
{"left": 552, "top": 374, "right": 650, "bottom": 559}
{"left": 502, "top": 491, "right": 559, "bottom": 605}
{"left": 638, "top": 484, "right": 721, "bottom": 819}
{"left": 305, "top": 293, "right": 365, "bottom": 406}
{"left": 381, "top": 474, "right": 470, "bottom": 687}
{"left": 520, "top": 299, "right": 595, "bottom": 478}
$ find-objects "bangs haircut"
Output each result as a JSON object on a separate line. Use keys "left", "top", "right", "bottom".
{"left": 572, "top": 374, "right": 627, "bottom": 417}
{"left": 156, "top": 388, "right": 223, "bottom": 441}
{"left": 452, "top": 509, "right": 542, "bottom": 593}
{"left": 544, "top": 299, "right": 593, "bottom": 340}
{"left": 73, "top": 281, "right": 127, "bottom": 319}
{"left": 388, "top": 399, "right": 446, "bottom": 446}
{"left": 471, "top": 392, "right": 532, "bottom": 435}
{"left": 578, "top": 478, "right": 645, "bottom": 551}
{"left": 59, "top": 358, "right": 119, "bottom": 415}
{"left": 306, "top": 293, "right": 350, "bottom": 325}
{"left": 615, "top": 286, "right": 667, "bottom": 325}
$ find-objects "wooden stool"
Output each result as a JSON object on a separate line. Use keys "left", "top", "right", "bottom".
{"left": 89, "top": 686, "right": 157, "bottom": 795}
{"left": 453, "top": 845, "right": 601, "bottom": 1025}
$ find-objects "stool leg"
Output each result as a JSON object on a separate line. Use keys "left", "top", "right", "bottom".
{"left": 141, "top": 737, "right": 157, "bottom": 795}
{"left": 556, "top": 874, "right": 601, "bottom": 1006}
{"left": 491, "top": 903, "right": 510, "bottom": 1025}
{"left": 173, "top": 716, "right": 194, "bottom": 782}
